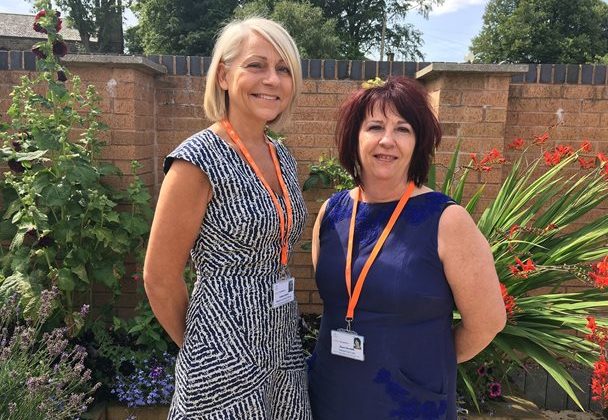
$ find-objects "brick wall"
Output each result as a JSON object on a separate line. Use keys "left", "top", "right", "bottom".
{"left": 1, "top": 52, "right": 607, "bottom": 314}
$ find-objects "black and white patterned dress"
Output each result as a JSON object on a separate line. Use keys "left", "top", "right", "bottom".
{"left": 163, "top": 129, "right": 312, "bottom": 419}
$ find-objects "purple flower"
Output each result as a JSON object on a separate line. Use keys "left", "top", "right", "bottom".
{"left": 80, "top": 304, "right": 90, "bottom": 317}
{"left": 32, "top": 45, "right": 46, "bottom": 59}
{"left": 488, "top": 381, "right": 502, "bottom": 399}
{"left": 11, "top": 139, "right": 22, "bottom": 151}
{"left": 477, "top": 365, "right": 487, "bottom": 376}
{"left": 52, "top": 41, "right": 68, "bottom": 57}
{"left": 8, "top": 159, "right": 25, "bottom": 173}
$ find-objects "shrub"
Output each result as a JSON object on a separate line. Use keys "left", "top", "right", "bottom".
{"left": 0, "top": 287, "right": 99, "bottom": 418}
{"left": 0, "top": 0, "right": 151, "bottom": 325}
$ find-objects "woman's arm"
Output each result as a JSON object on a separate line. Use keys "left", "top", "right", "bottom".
{"left": 311, "top": 200, "right": 329, "bottom": 272}
{"left": 143, "top": 160, "right": 211, "bottom": 348}
{"left": 438, "top": 204, "right": 506, "bottom": 363}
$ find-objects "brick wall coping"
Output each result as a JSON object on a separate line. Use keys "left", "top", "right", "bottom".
{"left": 416, "top": 62, "right": 529, "bottom": 80}
{"left": 62, "top": 54, "right": 166, "bottom": 75}
{"left": 1, "top": 51, "right": 607, "bottom": 85}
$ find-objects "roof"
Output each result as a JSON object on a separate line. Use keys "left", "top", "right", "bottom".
{"left": 0, "top": 12, "right": 87, "bottom": 42}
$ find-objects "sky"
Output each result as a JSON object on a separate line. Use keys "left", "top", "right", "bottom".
{"left": 0, "top": 0, "right": 488, "bottom": 63}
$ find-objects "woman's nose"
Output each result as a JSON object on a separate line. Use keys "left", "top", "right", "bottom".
{"left": 263, "top": 69, "right": 280, "bottom": 85}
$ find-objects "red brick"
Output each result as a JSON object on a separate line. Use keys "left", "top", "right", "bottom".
{"left": 459, "top": 122, "right": 505, "bottom": 138}
{"left": 439, "top": 90, "right": 462, "bottom": 106}
{"left": 519, "top": 85, "right": 563, "bottom": 99}
{"left": 317, "top": 80, "right": 359, "bottom": 94}
{"left": 462, "top": 90, "right": 509, "bottom": 107}
{"left": 438, "top": 106, "right": 484, "bottom": 123}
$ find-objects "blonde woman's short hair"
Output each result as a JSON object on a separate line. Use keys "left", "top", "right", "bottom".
{"left": 204, "top": 17, "right": 302, "bottom": 130}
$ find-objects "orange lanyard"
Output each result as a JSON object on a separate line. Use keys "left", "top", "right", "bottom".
{"left": 221, "top": 119, "right": 293, "bottom": 268}
{"left": 345, "top": 181, "right": 415, "bottom": 328}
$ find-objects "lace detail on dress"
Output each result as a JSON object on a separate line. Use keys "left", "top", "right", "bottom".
{"left": 324, "top": 191, "right": 456, "bottom": 249}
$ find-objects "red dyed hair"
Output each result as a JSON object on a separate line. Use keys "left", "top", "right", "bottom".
{"left": 336, "top": 76, "right": 441, "bottom": 187}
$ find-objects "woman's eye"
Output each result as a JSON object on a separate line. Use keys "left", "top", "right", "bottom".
{"left": 278, "top": 66, "right": 291, "bottom": 74}
{"left": 368, "top": 125, "right": 382, "bottom": 131}
{"left": 398, "top": 126, "right": 412, "bottom": 133}
{"left": 246, "top": 62, "right": 263, "bottom": 69}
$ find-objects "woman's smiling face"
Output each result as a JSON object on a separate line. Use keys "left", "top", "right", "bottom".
{"left": 357, "top": 103, "right": 416, "bottom": 188}
{"left": 218, "top": 34, "right": 293, "bottom": 126}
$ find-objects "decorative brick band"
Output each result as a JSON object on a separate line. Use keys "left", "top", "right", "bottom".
{"left": 1, "top": 50, "right": 607, "bottom": 85}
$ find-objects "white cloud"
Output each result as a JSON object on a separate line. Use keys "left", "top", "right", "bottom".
{"left": 431, "top": 0, "right": 488, "bottom": 16}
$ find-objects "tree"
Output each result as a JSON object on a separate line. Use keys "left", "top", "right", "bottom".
{"left": 234, "top": 0, "right": 341, "bottom": 59}
{"left": 131, "top": 0, "right": 239, "bottom": 55}
{"left": 470, "top": 0, "right": 608, "bottom": 64}
{"left": 54, "top": 0, "right": 124, "bottom": 53}
{"left": 310, "top": 0, "right": 444, "bottom": 60}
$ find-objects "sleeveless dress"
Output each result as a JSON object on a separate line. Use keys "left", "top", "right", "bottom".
{"left": 164, "top": 129, "right": 312, "bottom": 419}
{"left": 308, "top": 190, "right": 457, "bottom": 420}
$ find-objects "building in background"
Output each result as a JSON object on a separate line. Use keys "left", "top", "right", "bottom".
{"left": 0, "top": 12, "right": 97, "bottom": 52}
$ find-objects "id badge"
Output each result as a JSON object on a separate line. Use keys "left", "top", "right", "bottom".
{"left": 272, "top": 276, "right": 295, "bottom": 308}
{"left": 331, "top": 329, "right": 365, "bottom": 361}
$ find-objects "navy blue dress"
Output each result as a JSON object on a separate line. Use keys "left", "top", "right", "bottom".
{"left": 309, "top": 190, "right": 457, "bottom": 420}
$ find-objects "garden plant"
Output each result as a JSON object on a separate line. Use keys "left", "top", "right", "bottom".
{"left": 0, "top": 0, "right": 151, "bottom": 326}
{"left": 0, "top": 1, "right": 181, "bottom": 415}
{"left": 305, "top": 124, "right": 608, "bottom": 412}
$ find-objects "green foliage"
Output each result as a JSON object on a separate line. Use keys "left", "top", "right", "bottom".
{"left": 55, "top": 0, "right": 125, "bottom": 53}
{"left": 131, "top": 0, "right": 239, "bottom": 55}
{"left": 0, "top": 0, "right": 152, "bottom": 325}
{"left": 303, "top": 155, "right": 354, "bottom": 192}
{"left": 0, "top": 288, "right": 99, "bottom": 419}
{"left": 310, "top": 0, "right": 444, "bottom": 60}
{"left": 235, "top": 0, "right": 341, "bottom": 59}
{"left": 470, "top": 0, "right": 608, "bottom": 64}
{"left": 442, "top": 142, "right": 608, "bottom": 409}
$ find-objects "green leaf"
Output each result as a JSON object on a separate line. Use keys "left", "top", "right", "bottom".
{"left": 57, "top": 268, "right": 75, "bottom": 292}
{"left": 15, "top": 149, "right": 48, "bottom": 161}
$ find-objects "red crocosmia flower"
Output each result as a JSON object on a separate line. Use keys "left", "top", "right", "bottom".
{"left": 508, "top": 225, "right": 519, "bottom": 238}
{"left": 509, "top": 257, "right": 536, "bottom": 278}
{"left": 581, "top": 140, "right": 592, "bottom": 152}
{"left": 591, "top": 356, "right": 608, "bottom": 406}
{"left": 590, "top": 256, "right": 608, "bottom": 288}
{"left": 598, "top": 153, "right": 608, "bottom": 165}
{"left": 544, "top": 151, "right": 561, "bottom": 166}
{"left": 579, "top": 157, "right": 595, "bottom": 169}
{"left": 534, "top": 132, "right": 549, "bottom": 145}
{"left": 499, "top": 283, "right": 517, "bottom": 319}
{"left": 488, "top": 382, "right": 502, "bottom": 399}
{"left": 555, "top": 144, "right": 573, "bottom": 157}
{"left": 508, "top": 138, "right": 524, "bottom": 150}
{"left": 587, "top": 316, "right": 597, "bottom": 333}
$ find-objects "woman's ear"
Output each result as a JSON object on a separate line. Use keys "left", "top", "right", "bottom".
{"left": 218, "top": 63, "right": 228, "bottom": 91}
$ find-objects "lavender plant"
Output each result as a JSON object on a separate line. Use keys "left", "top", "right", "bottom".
{"left": 0, "top": 287, "right": 100, "bottom": 419}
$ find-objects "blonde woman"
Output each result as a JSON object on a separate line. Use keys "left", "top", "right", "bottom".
{"left": 143, "top": 17, "right": 312, "bottom": 419}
